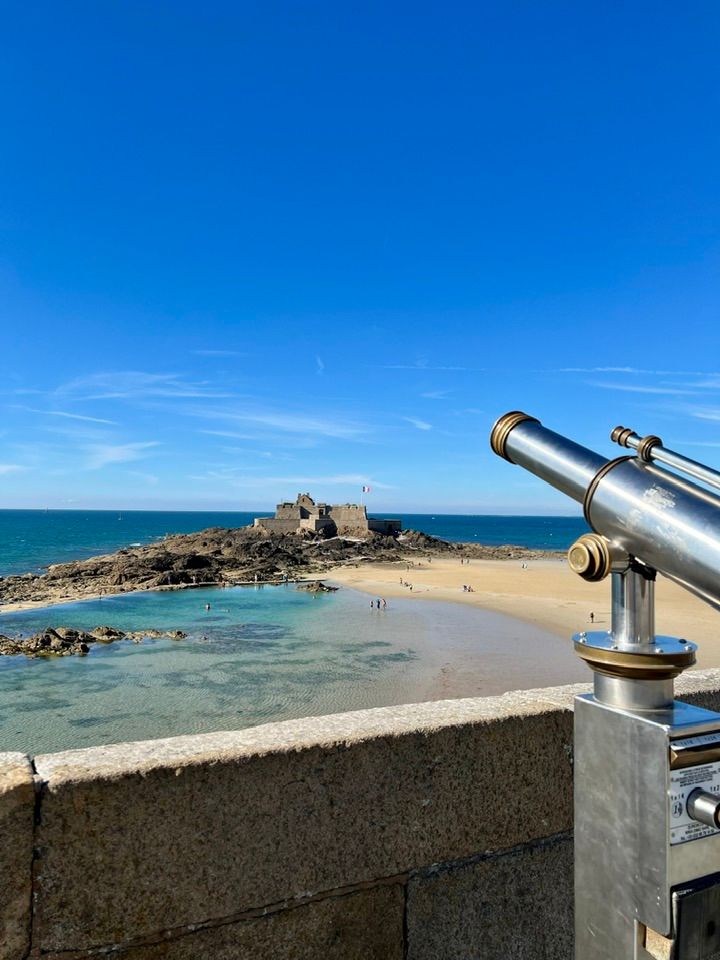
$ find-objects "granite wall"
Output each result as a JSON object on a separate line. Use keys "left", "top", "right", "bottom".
{"left": 4, "top": 670, "right": 720, "bottom": 960}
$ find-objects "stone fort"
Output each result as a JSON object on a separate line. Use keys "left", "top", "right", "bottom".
{"left": 254, "top": 493, "right": 401, "bottom": 538}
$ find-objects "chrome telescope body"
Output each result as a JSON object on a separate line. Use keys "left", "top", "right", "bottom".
{"left": 491, "top": 412, "right": 720, "bottom": 960}
{"left": 491, "top": 412, "right": 720, "bottom": 612}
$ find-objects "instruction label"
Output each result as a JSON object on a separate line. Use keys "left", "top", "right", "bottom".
{"left": 669, "top": 761, "right": 720, "bottom": 845}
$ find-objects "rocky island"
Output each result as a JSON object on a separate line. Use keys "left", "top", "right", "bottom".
{"left": 0, "top": 523, "right": 553, "bottom": 612}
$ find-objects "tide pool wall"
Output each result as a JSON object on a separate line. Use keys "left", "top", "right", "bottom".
{"left": 5, "top": 671, "right": 720, "bottom": 960}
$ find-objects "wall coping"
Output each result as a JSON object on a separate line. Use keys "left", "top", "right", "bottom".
{"left": 32, "top": 667, "right": 720, "bottom": 784}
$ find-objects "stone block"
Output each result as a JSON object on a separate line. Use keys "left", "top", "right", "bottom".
{"left": 0, "top": 752, "right": 35, "bottom": 960}
{"left": 43, "top": 883, "right": 405, "bottom": 960}
{"left": 406, "top": 836, "right": 573, "bottom": 960}
{"left": 33, "top": 690, "right": 574, "bottom": 951}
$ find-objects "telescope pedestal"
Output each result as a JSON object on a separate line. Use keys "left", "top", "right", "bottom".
{"left": 575, "top": 567, "right": 720, "bottom": 959}
{"left": 575, "top": 696, "right": 720, "bottom": 959}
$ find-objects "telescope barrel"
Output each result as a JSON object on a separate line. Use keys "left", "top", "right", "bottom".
{"left": 491, "top": 411, "right": 720, "bottom": 611}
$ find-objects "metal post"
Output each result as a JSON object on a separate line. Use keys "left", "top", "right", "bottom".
{"left": 592, "top": 565, "right": 674, "bottom": 713}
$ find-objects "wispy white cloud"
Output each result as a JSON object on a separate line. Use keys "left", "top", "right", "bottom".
{"left": 199, "top": 429, "right": 261, "bottom": 441}
{"left": 58, "top": 371, "right": 235, "bottom": 401}
{"left": 586, "top": 381, "right": 699, "bottom": 396}
{"left": 560, "top": 366, "right": 648, "bottom": 374}
{"left": 189, "top": 470, "right": 392, "bottom": 489}
{"left": 560, "top": 367, "right": 717, "bottom": 375}
{"left": 403, "top": 417, "right": 432, "bottom": 431}
{"left": 0, "top": 464, "right": 25, "bottom": 475}
{"left": 15, "top": 406, "right": 117, "bottom": 425}
{"left": 127, "top": 470, "right": 160, "bottom": 485}
{"left": 271, "top": 473, "right": 392, "bottom": 489}
{"left": 687, "top": 407, "right": 720, "bottom": 422}
{"left": 693, "top": 379, "right": 720, "bottom": 390}
{"left": 193, "top": 349, "right": 246, "bottom": 357}
{"left": 85, "top": 441, "right": 161, "bottom": 469}
{"left": 196, "top": 408, "right": 368, "bottom": 441}
{"left": 378, "top": 363, "right": 472, "bottom": 371}
{"left": 316, "top": 356, "right": 325, "bottom": 375}
{"left": 421, "top": 390, "right": 450, "bottom": 400}
{"left": 678, "top": 440, "right": 720, "bottom": 448}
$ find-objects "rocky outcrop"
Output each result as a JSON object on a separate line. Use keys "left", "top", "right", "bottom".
{"left": 295, "top": 581, "right": 339, "bottom": 593}
{"left": 0, "top": 524, "right": 560, "bottom": 611}
{"left": 0, "top": 625, "right": 187, "bottom": 658}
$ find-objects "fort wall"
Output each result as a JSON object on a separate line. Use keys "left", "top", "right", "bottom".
{"left": 8, "top": 672, "right": 719, "bottom": 958}
{"left": 254, "top": 495, "right": 399, "bottom": 538}
{"left": 252, "top": 517, "right": 301, "bottom": 534}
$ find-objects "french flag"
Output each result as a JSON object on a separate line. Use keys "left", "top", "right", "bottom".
{"left": 362, "top": 485, "right": 371, "bottom": 493}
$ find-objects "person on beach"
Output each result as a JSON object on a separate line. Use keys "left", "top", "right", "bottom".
{"left": 376, "top": 598, "right": 381, "bottom": 609}
{"left": 382, "top": 598, "right": 387, "bottom": 609}
{"left": 370, "top": 600, "right": 374, "bottom": 610}
{"left": 590, "top": 611, "right": 595, "bottom": 624}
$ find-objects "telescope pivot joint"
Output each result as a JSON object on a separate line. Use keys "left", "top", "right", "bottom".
{"left": 567, "top": 533, "right": 629, "bottom": 582}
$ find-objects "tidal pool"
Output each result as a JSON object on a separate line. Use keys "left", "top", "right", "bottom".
{"left": 0, "top": 584, "right": 585, "bottom": 754}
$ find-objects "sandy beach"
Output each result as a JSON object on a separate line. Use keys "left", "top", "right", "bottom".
{"left": 328, "top": 556, "right": 720, "bottom": 671}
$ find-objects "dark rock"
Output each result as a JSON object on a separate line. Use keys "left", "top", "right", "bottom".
{"left": 92, "top": 626, "right": 125, "bottom": 640}
{"left": 296, "top": 580, "right": 338, "bottom": 593}
{"left": 0, "top": 625, "right": 188, "bottom": 658}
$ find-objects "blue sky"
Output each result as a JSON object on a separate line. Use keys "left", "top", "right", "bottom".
{"left": 1, "top": 1, "right": 719, "bottom": 513}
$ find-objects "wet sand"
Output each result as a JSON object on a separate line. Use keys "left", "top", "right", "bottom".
{"left": 328, "top": 557, "right": 720, "bottom": 671}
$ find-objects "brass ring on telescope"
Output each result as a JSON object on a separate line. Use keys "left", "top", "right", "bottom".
{"left": 489, "top": 412, "right": 539, "bottom": 462}
{"left": 610, "top": 425, "right": 635, "bottom": 447}
{"left": 574, "top": 640, "right": 696, "bottom": 681}
{"left": 583, "top": 456, "right": 635, "bottom": 529}
{"left": 637, "top": 434, "right": 663, "bottom": 462}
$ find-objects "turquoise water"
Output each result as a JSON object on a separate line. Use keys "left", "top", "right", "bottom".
{"left": 0, "top": 583, "right": 582, "bottom": 755}
{"left": 0, "top": 509, "right": 588, "bottom": 576}
{"left": 0, "top": 510, "right": 589, "bottom": 755}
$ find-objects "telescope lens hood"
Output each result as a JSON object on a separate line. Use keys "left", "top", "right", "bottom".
{"left": 489, "top": 411, "right": 539, "bottom": 462}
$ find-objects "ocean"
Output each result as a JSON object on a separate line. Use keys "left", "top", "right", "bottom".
{"left": 0, "top": 509, "right": 588, "bottom": 577}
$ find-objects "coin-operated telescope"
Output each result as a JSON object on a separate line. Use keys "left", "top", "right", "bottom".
{"left": 491, "top": 412, "right": 720, "bottom": 960}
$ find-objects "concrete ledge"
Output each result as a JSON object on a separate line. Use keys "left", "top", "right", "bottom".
{"left": 0, "top": 752, "right": 35, "bottom": 960}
